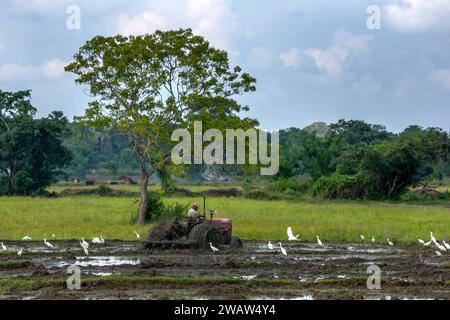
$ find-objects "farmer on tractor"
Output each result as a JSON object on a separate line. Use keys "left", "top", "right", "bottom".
{"left": 187, "top": 203, "right": 199, "bottom": 219}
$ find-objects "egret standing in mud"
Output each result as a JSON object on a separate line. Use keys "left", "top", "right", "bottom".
{"left": 134, "top": 231, "right": 141, "bottom": 239}
{"left": 430, "top": 232, "right": 437, "bottom": 244}
{"left": 100, "top": 236, "right": 105, "bottom": 244}
{"left": 418, "top": 239, "right": 425, "bottom": 245}
{"left": 435, "top": 241, "right": 447, "bottom": 252}
{"left": 278, "top": 242, "right": 287, "bottom": 256}
{"left": 387, "top": 238, "right": 394, "bottom": 246}
{"left": 1, "top": 242, "right": 6, "bottom": 250}
{"left": 80, "top": 241, "right": 89, "bottom": 255}
{"left": 44, "top": 239, "right": 54, "bottom": 248}
{"left": 81, "top": 238, "right": 89, "bottom": 248}
{"left": 436, "top": 251, "right": 442, "bottom": 257}
{"left": 371, "top": 236, "right": 376, "bottom": 243}
{"left": 287, "top": 227, "right": 300, "bottom": 241}
{"left": 17, "top": 248, "right": 23, "bottom": 256}
{"left": 360, "top": 235, "right": 365, "bottom": 242}
{"left": 424, "top": 240, "right": 432, "bottom": 246}
{"left": 22, "top": 236, "right": 32, "bottom": 241}
{"left": 92, "top": 237, "right": 102, "bottom": 244}
{"left": 52, "top": 234, "right": 56, "bottom": 240}
{"left": 316, "top": 236, "right": 323, "bottom": 247}
{"left": 443, "top": 241, "right": 450, "bottom": 250}
{"left": 209, "top": 242, "right": 219, "bottom": 252}
{"left": 267, "top": 241, "right": 274, "bottom": 250}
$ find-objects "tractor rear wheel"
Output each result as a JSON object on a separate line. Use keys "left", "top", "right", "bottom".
{"left": 188, "top": 223, "right": 224, "bottom": 249}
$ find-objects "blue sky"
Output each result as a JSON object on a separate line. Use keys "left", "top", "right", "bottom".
{"left": 1, "top": 0, "right": 449, "bottom": 132}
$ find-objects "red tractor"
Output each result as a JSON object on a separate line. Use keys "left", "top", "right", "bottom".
{"left": 144, "top": 198, "right": 243, "bottom": 250}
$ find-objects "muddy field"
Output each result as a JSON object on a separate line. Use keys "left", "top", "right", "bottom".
{"left": 0, "top": 240, "right": 449, "bottom": 300}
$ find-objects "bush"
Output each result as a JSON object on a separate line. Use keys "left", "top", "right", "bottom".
{"left": 312, "top": 174, "right": 365, "bottom": 199}
{"left": 132, "top": 191, "right": 189, "bottom": 223}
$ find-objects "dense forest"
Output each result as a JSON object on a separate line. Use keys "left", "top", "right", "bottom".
{"left": 63, "top": 119, "right": 450, "bottom": 199}
{"left": 2, "top": 88, "right": 449, "bottom": 200}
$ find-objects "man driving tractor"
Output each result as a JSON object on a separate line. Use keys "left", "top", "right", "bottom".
{"left": 187, "top": 203, "right": 199, "bottom": 219}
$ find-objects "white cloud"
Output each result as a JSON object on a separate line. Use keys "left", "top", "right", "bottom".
{"left": 280, "top": 48, "right": 301, "bottom": 69}
{"left": 117, "top": 12, "right": 168, "bottom": 35}
{"left": 304, "top": 29, "right": 372, "bottom": 75}
{"left": 430, "top": 68, "right": 450, "bottom": 90}
{"left": 384, "top": 0, "right": 450, "bottom": 32}
{"left": 0, "top": 58, "right": 68, "bottom": 80}
{"left": 116, "top": 0, "right": 237, "bottom": 54}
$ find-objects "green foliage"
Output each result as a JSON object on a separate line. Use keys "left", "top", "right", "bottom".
{"left": 0, "top": 90, "right": 72, "bottom": 195}
{"left": 312, "top": 174, "right": 363, "bottom": 199}
{"left": 131, "top": 191, "right": 189, "bottom": 223}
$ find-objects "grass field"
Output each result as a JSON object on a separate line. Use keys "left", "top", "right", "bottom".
{"left": 0, "top": 195, "right": 449, "bottom": 243}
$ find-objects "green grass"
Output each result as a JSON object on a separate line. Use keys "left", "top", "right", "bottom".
{"left": 0, "top": 259, "right": 31, "bottom": 269}
{"left": 0, "top": 196, "right": 149, "bottom": 240}
{"left": 165, "top": 197, "right": 450, "bottom": 244}
{"left": 0, "top": 195, "right": 449, "bottom": 243}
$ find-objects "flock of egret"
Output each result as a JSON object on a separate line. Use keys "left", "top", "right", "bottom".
{"left": 0, "top": 231, "right": 143, "bottom": 256}
{"left": 260, "top": 227, "right": 449, "bottom": 257}
{"left": 1, "top": 228, "right": 448, "bottom": 258}
{"left": 418, "top": 232, "right": 450, "bottom": 257}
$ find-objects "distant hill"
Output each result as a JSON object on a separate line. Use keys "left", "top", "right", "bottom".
{"left": 303, "top": 122, "right": 330, "bottom": 137}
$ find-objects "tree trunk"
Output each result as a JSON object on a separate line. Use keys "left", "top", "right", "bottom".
{"left": 137, "top": 168, "right": 149, "bottom": 225}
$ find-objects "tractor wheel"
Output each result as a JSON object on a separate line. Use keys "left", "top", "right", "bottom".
{"left": 188, "top": 223, "right": 224, "bottom": 249}
{"left": 147, "top": 219, "right": 177, "bottom": 241}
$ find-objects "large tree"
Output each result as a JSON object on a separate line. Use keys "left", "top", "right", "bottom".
{"left": 65, "top": 29, "right": 256, "bottom": 224}
{"left": 0, "top": 90, "right": 72, "bottom": 195}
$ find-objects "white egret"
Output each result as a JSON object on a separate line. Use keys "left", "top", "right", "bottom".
{"left": 418, "top": 239, "right": 425, "bottom": 245}
{"left": 81, "top": 238, "right": 89, "bottom": 248}
{"left": 1, "top": 242, "right": 6, "bottom": 250}
{"left": 267, "top": 241, "right": 274, "bottom": 250}
{"left": 22, "top": 236, "right": 32, "bottom": 241}
{"left": 435, "top": 242, "right": 447, "bottom": 252}
{"left": 316, "top": 236, "right": 323, "bottom": 247}
{"left": 436, "top": 251, "right": 442, "bottom": 257}
{"left": 387, "top": 238, "right": 394, "bottom": 246}
{"left": 134, "top": 231, "right": 141, "bottom": 239}
{"left": 360, "top": 235, "right": 365, "bottom": 241}
{"left": 80, "top": 241, "right": 89, "bottom": 255}
{"left": 51, "top": 234, "right": 56, "bottom": 240}
{"left": 443, "top": 241, "right": 450, "bottom": 250}
{"left": 17, "top": 248, "right": 23, "bottom": 256}
{"left": 278, "top": 242, "right": 287, "bottom": 256}
{"left": 100, "top": 236, "right": 105, "bottom": 244}
{"left": 92, "top": 237, "right": 101, "bottom": 244}
{"left": 82, "top": 245, "right": 89, "bottom": 256}
{"left": 44, "top": 239, "right": 54, "bottom": 248}
{"left": 430, "top": 232, "right": 437, "bottom": 244}
{"left": 287, "top": 227, "right": 300, "bottom": 241}
{"left": 424, "top": 240, "right": 432, "bottom": 246}
{"left": 371, "top": 236, "right": 375, "bottom": 243}
{"left": 209, "top": 242, "right": 219, "bottom": 252}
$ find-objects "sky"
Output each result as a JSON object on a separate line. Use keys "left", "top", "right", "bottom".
{"left": 0, "top": 0, "right": 450, "bottom": 132}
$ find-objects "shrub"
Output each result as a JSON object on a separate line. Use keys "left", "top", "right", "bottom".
{"left": 132, "top": 191, "right": 189, "bottom": 223}
{"left": 312, "top": 174, "right": 365, "bottom": 199}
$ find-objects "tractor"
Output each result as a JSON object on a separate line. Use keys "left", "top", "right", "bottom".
{"left": 143, "top": 197, "right": 243, "bottom": 250}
